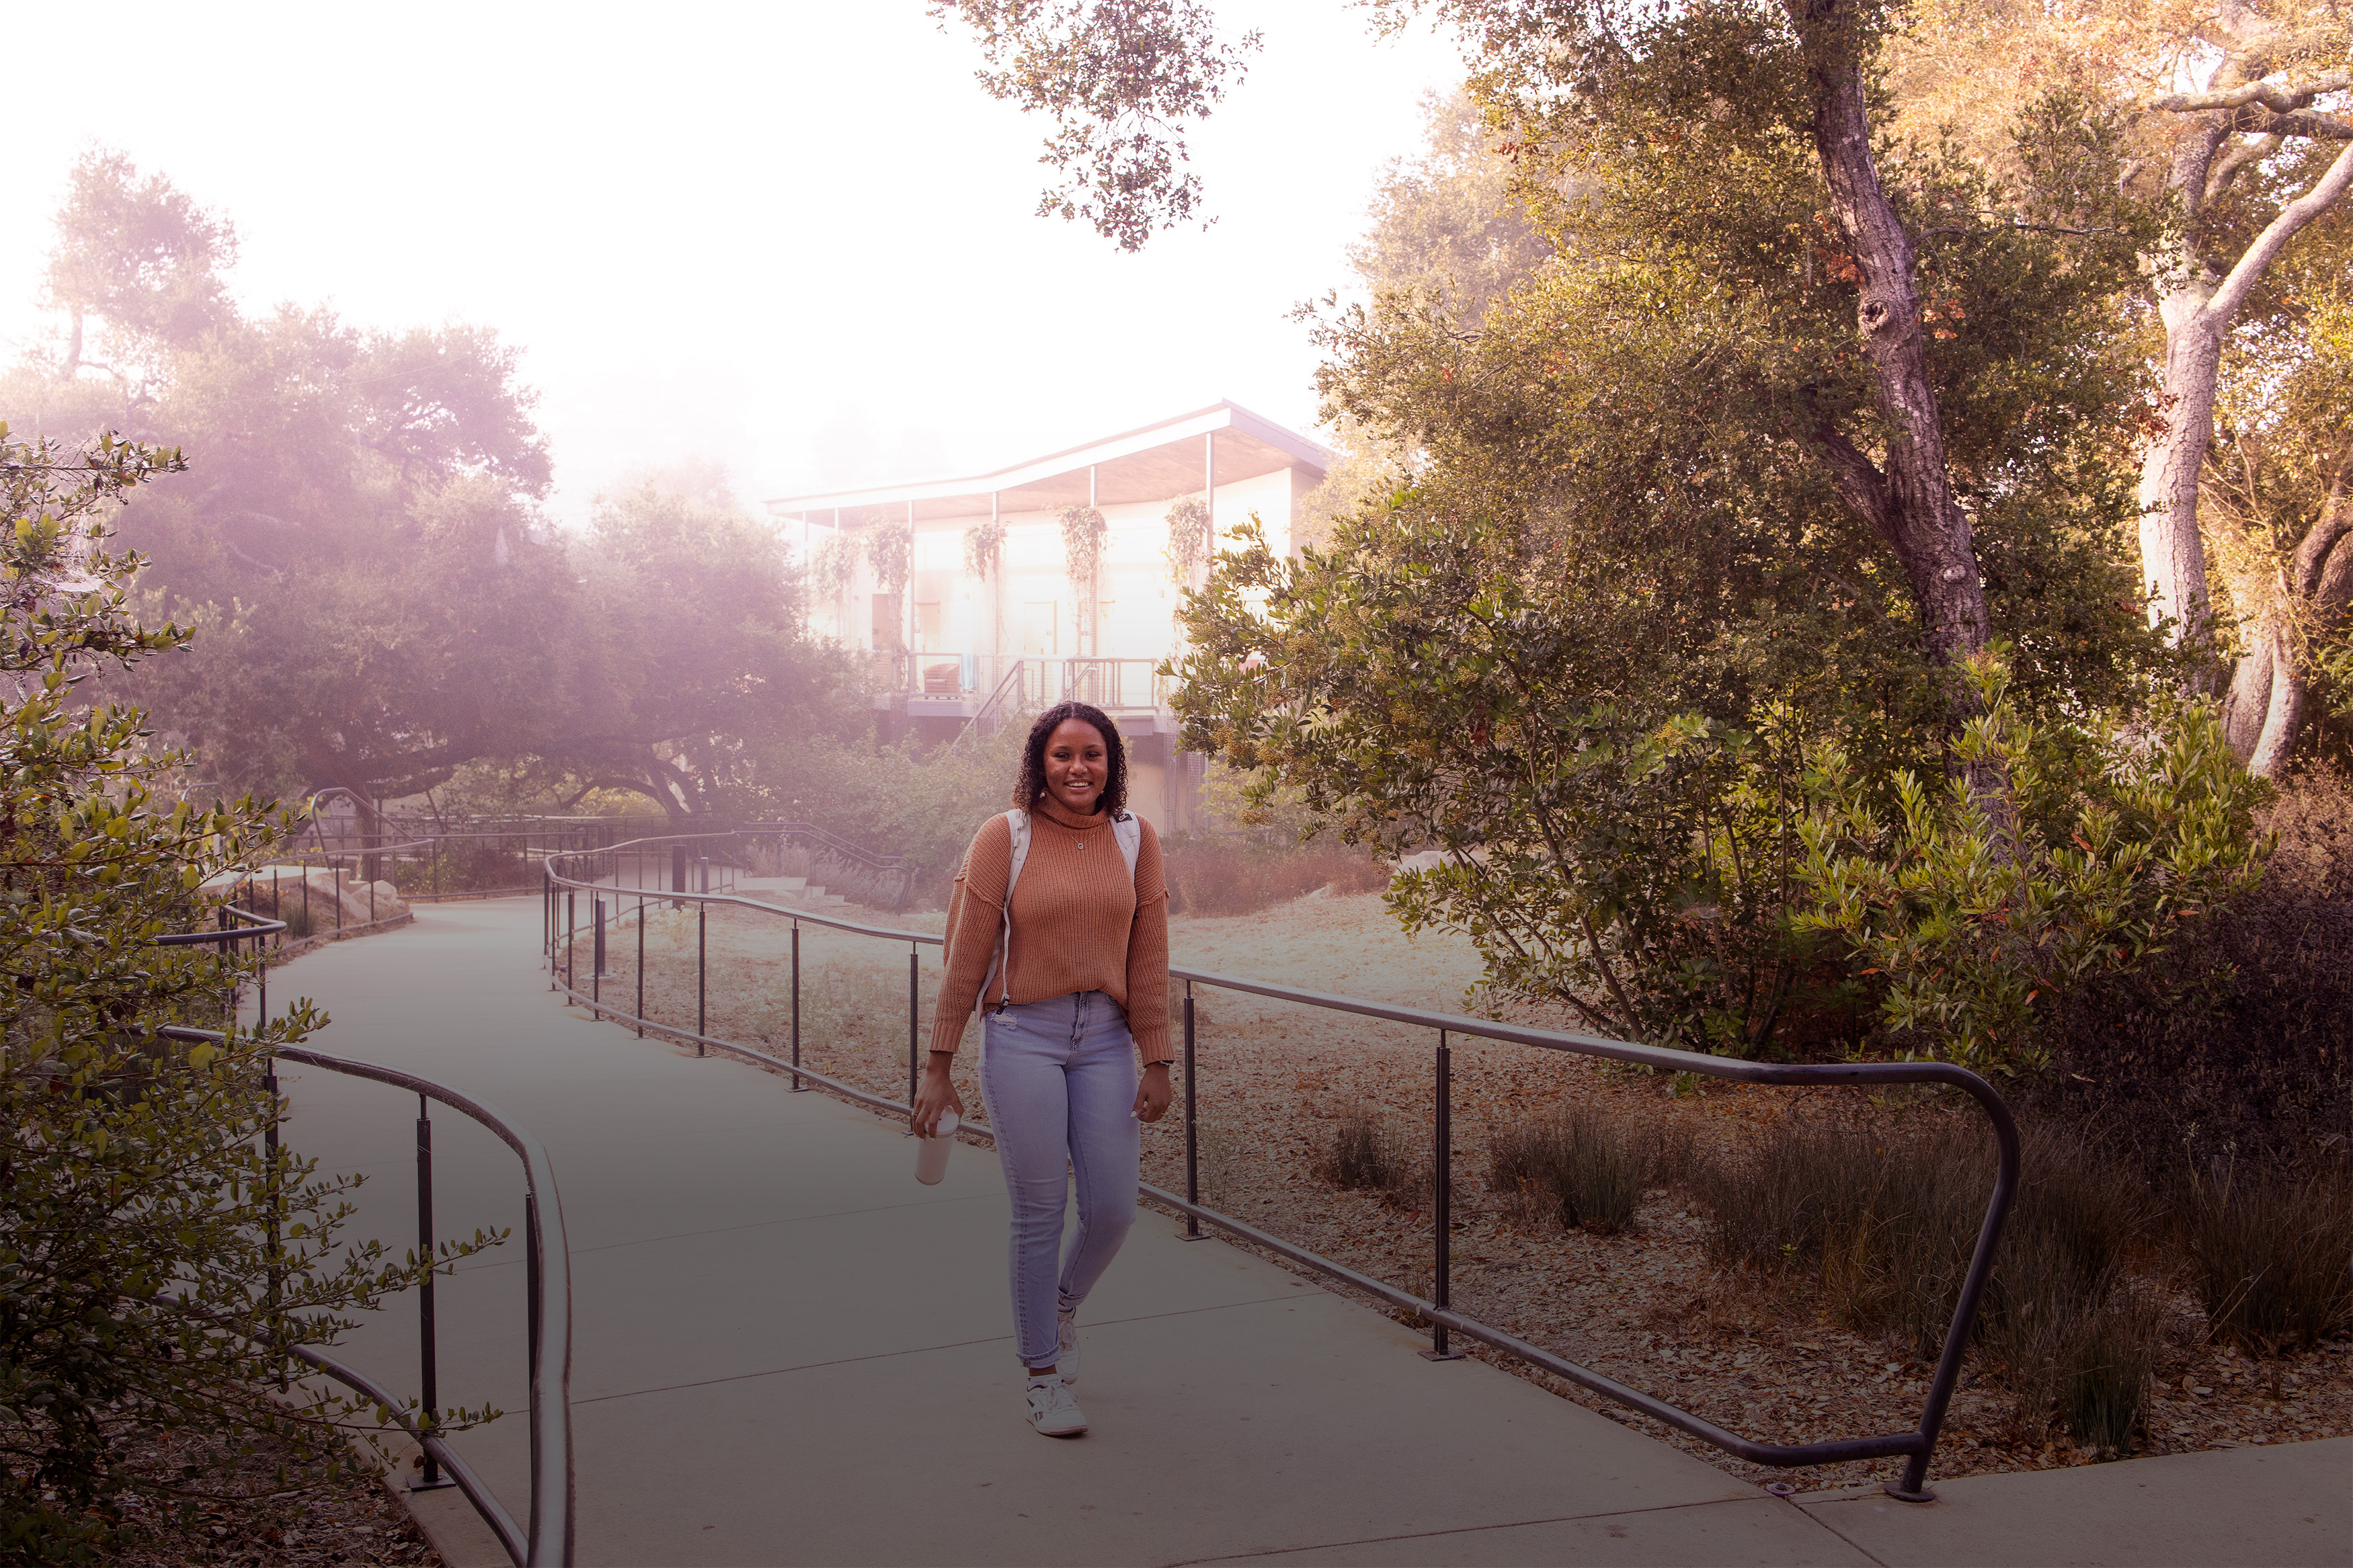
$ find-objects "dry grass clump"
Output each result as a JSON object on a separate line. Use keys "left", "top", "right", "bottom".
{"left": 1689, "top": 1112, "right": 2171, "bottom": 1452}
{"left": 1488, "top": 1110, "right": 1691, "bottom": 1235}
{"left": 1318, "top": 1108, "right": 1427, "bottom": 1203}
{"left": 2181, "top": 1159, "right": 2353, "bottom": 1354}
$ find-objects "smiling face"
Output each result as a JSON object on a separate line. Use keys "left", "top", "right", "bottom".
{"left": 1042, "top": 718, "right": 1110, "bottom": 817}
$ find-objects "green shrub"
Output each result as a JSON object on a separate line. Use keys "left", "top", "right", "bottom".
{"left": 0, "top": 429, "right": 493, "bottom": 1558}
{"left": 1162, "top": 839, "right": 1392, "bottom": 917}
{"left": 1796, "top": 652, "right": 2270, "bottom": 1077}
{"left": 2039, "top": 762, "right": 2352, "bottom": 1172}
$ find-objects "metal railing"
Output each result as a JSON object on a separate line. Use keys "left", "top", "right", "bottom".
{"left": 163, "top": 1025, "right": 576, "bottom": 1565}
{"left": 540, "top": 831, "right": 2017, "bottom": 1501}
{"left": 157, "top": 911, "right": 575, "bottom": 1563}
{"left": 875, "top": 652, "right": 1170, "bottom": 706}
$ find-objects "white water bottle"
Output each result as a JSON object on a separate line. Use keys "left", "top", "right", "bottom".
{"left": 916, "top": 1112, "right": 959, "bottom": 1185}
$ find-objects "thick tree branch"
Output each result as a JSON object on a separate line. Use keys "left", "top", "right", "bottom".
{"left": 2210, "top": 139, "right": 2353, "bottom": 322}
{"left": 2153, "top": 73, "right": 2350, "bottom": 113}
{"left": 2243, "top": 106, "right": 2353, "bottom": 141}
{"left": 2207, "top": 133, "right": 2286, "bottom": 202}
{"left": 1814, "top": 416, "right": 1901, "bottom": 550}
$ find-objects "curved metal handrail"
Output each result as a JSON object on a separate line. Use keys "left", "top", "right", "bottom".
{"left": 549, "top": 831, "right": 934, "bottom": 943}
{"left": 159, "top": 1025, "right": 575, "bottom": 1565}
{"left": 536, "top": 830, "right": 2017, "bottom": 1499}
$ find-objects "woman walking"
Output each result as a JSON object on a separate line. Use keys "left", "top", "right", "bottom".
{"left": 912, "top": 700, "right": 1171, "bottom": 1438}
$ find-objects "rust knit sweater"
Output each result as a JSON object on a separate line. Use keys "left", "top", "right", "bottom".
{"left": 928, "top": 807, "right": 1171, "bottom": 1064}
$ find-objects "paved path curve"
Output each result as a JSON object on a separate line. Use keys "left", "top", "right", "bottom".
{"left": 264, "top": 898, "right": 2349, "bottom": 1567}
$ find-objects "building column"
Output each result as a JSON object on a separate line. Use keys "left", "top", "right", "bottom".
{"left": 1203, "top": 431, "right": 1216, "bottom": 570}
{"left": 1086, "top": 464, "right": 1099, "bottom": 659}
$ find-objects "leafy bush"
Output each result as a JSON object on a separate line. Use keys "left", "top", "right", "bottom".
{"left": 746, "top": 723, "right": 1027, "bottom": 907}
{"left": 0, "top": 429, "right": 489, "bottom": 1558}
{"left": 413, "top": 835, "right": 536, "bottom": 894}
{"left": 1796, "top": 653, "right": 2269, "bottom": 1075}
{"left": 2038, "top": 762, "right": 2353, "bottom": 1170}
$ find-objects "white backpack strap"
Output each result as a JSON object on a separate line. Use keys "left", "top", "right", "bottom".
{"left": 1112, "top": 812, "right": 1142, "bottom": 879}
{"left": 984, "top": 809, "right": 1030, "bottom": 1011}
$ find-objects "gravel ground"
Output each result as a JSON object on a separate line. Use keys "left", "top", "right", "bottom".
{"left": 580, "top": 886, "right": 2353, "bottom": 1495}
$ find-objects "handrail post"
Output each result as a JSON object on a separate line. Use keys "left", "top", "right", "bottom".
{"left": 1183, "top": 983, "right": 1200, "bottom": 1239}
{"left": 906, "top": 943, "right": 919, "bottom": 1108}
{"left": 1892, "top": 1085, "right": 2020, "bottom": 1501}
{"left": 264, "top": 1050, "right": 284, "bottom": 1387}
{"left": 635, "top": 895, "right": 645, "bottom": 1038}
{"left": 790, "top": 921, "right": 804, "bottom": 1091}
{"left": 565, "top": 891, "right": 575, "bottom": 992}
{"left": 696, "top": 903, "right": 707, "bottom": 1048}
{"left": 591, "top": 897, "right": 604, "bottom": 1016}
{"left": 524, "top": 1188, "right": 543, "bottom": 1491}
{"left": 413, "top": 1094, "right": 454, "bottom": 1490}
{"left": 1423, "top": 1030, "right": 1463, "bottom": 1361}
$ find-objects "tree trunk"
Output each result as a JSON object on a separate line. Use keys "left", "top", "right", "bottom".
{"left": 2243, "top": 619, "right": 2307, "bottom": 778}
{"left": 2139, "top": 274, "right": 2227, "bottom": 667}
{"left": 2232, "top": 463, "right": 2353, "bottom": 772}
{"left": 2223, "top": 618, "right": 2274, "bottom": 755}
{"left": 1792, "top": 0, "right": 1995, "bottom": 687}
{"left": 2139, "top": 125, "right": 2353, "bottom": 702}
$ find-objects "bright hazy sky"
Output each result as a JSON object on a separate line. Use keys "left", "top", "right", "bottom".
{"left": 1, "top": 3, "right": 1465, "bottom": 524}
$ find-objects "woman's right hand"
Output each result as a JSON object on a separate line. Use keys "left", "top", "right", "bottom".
{"left": 912, "top": 1052, "right": 965, "bottom": 1137}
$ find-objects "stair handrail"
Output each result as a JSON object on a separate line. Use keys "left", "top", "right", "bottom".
{"left": 950, "top": 657, "right": 1033, "bottom": 753}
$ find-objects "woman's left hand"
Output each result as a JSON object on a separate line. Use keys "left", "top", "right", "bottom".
{"left": 1133, "top": 1061, "right": 1172, "bottom": 1124}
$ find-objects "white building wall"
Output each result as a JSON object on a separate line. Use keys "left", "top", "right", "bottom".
{"left": 798, "top": 456, "right": 1315, "bottom": 670}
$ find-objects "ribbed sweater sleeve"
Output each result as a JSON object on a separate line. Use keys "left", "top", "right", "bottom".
{"left": 929, "top": 816, "right": 1013, "bottom": 1055}
{"left": 925, "top": 811, "right": 1171, "bottom": 1065}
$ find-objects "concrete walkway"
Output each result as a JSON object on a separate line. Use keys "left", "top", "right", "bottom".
{"left": 264, "top": 899, "right": 2350, "bottom": 1567}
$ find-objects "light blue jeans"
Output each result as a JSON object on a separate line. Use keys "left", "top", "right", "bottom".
{"left": 979, "top": 990, "right": 1140, "bottom": 1368}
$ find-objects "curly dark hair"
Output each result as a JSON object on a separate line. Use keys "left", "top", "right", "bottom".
{"left": 1012, "top": 701, "right": 1129, "bottom": 818}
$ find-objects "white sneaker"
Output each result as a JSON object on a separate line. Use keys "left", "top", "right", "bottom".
{"left": 1055, "top": 1307, "right": 1081, "bottom": 1383}
{"left": 1025, "top": 1378, "right": 1087, "bottom": 1437}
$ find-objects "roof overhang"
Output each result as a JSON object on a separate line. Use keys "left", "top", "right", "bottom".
{"left": 765, "top": 401, "right": 1331, "bottom": 526}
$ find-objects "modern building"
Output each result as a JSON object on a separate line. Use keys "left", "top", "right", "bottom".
{"left": 766, "top": 401, "right": 1331, "bottom": 833}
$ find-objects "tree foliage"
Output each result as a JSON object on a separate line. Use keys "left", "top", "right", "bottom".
{"left": 1160, "top": 2, "right": 2251, "bottom": 1065}
{"left": 1795, "top": 655, "right": 2270, "bottom": 1074}
{"left": 3, "top": 153, "right": 854, "bottom": 821}
{"left": 0, "top": 427, "right": 492, "bottom": 1558}
{"left": 933, "top": 0, "right": 1263, "bottom": 250}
